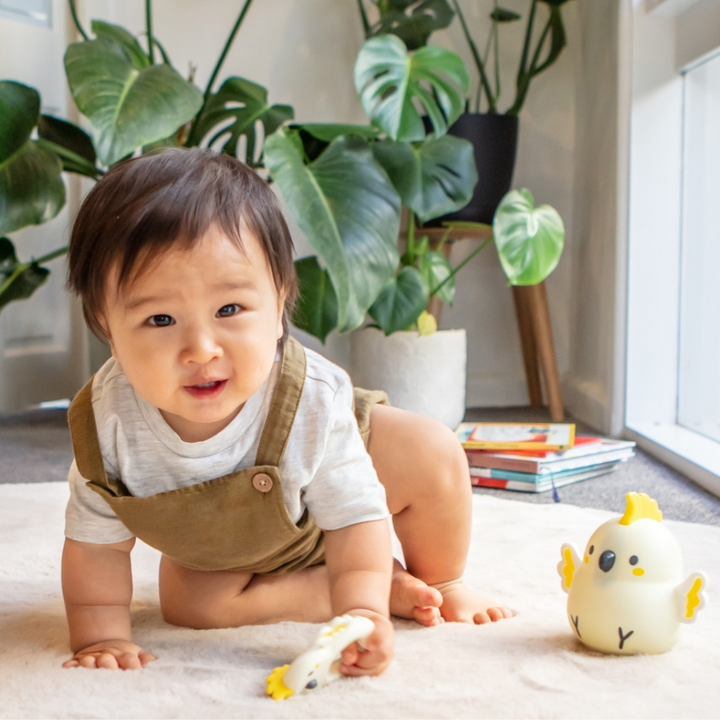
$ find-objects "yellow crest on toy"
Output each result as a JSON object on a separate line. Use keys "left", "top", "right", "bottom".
{"left": 619, "top": 492, "right": 662, "bottom": 525}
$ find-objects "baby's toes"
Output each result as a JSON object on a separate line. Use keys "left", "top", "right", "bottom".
{"left": 413, "top": 605, "right": 443, "bottom": 627}
{"left": 487, "top": 606, "right": 512, "bottom": 622}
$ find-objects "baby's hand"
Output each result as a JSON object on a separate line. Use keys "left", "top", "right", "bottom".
{"left": 62, "top": 639, "right": 156, "bottom": 670}
{"left": 339, "top": 610, "right": 394, "bottom": 677}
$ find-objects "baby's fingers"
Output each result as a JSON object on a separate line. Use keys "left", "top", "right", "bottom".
{"left": 340, "top": 646, "right": 390, "bottom": 677}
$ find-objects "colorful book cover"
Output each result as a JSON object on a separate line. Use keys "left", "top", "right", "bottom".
{"left": 470, "top": 463, "right": 620, "bottom": 494}
{"left": 455, "top": 422, "right": 576, "bottom": 450}
{"left": 468, "top": 459, "right": 627, "bottom": 483}
{"left": 465, "top": 438, "right": 636, "bottom": 474}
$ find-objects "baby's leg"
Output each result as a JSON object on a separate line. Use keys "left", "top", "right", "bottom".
{"left": 367, "top": 405, "right": 513, "bottom": 626}
{"left": 159, "top": 556, "right": 332, "bottom": 629}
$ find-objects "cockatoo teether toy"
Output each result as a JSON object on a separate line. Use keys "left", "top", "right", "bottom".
{"left": 558, "top": 492, "right": 708, "bottom": 654}
{"left": 266, "top": 615, "right": 375, "bottom": 700}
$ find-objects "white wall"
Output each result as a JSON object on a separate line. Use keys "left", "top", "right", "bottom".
{"left": 4, "top": 0, "right": 621, "bottom": 421}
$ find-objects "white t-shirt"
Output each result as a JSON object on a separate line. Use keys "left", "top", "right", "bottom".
{"left": 64, "top": 345, "right": 389, "bottom": 544}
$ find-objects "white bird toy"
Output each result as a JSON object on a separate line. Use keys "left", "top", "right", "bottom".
{"left": 558, "top": 492, "right": 708, "bottom": 654}
{"left": 266, "top": 614, "right": 375, "bottom": 700}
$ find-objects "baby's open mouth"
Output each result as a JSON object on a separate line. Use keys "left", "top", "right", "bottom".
{"left": 184, "top": 379, "right": 227, "bottom": 399}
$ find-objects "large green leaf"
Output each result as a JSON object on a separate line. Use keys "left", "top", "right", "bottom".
{"left": 91, "top": 20, "right": 150, "bottom": 71}
{"left": 265, "top": 129, "right": 400, "bottom": 333}
{"left": 0, "top": 142, "right": 65, "bottom": 236}
{"left": 368, "top": 265, "right": 429, "bottom": 334}
{"left": 65, "top": 38, "right": 203, "bottom": 166}
{"left": 0, "top": 81, "right": 38, "bottom": 164}
{"left": 354, "top": 35, "right": 469, "bottom": 141}
{"left": 0, "top": 237, "right": 50, "bottom": 311}
{"left": 492, "top": 189, "right": 564, "bottom": 285}
{"left": 0, "top": 82, "right": 66, "bottom": 235}
{"left": 187, "top": 77, "right": 293, "bottom": 166}
{"left": 369, "top": 0, "right": 455, "bottom": 50}
{"left": 292, "top": 256, "right": 338, "bottom": 343}
{"left": 372, "top": 135, "right": 476, "bottom": 223}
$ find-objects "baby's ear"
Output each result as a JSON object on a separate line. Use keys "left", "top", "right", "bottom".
{"left": 277, "top": 290, "right": 288, "bottom": 340}
{"left": 97, "top": 316, "right": 117, "bottom": 358}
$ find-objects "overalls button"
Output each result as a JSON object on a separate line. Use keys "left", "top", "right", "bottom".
{"left": 252, "top": 473, "right": 273, "bottom": 492}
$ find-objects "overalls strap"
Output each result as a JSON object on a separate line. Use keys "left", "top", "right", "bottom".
{"left": 67, "top": 378, "right": 129, "bottom": 496}
{"left": 254, "top": 336, "right": 306, "bottom": 467}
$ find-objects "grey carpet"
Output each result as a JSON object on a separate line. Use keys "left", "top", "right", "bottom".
{"left": 1, "top": 406, "right": 719, "bottom": 526}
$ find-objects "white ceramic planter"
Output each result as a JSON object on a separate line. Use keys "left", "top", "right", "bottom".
{"left": 349, "top": 327, "right": 467, "bottom": 430}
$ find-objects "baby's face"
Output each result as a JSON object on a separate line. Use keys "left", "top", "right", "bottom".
{"left": 101, "top": 224, "right": 285, "bottom": 442}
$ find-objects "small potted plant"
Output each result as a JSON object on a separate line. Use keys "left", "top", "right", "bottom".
{"left": 441, "top": 0, "right": 575, "bottom": 224}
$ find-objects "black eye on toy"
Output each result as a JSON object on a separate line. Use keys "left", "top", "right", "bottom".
{"left": 599, "top": 550, "right": 616, "bottom": 572}
{"left": 588, "top": 545, "right": 594, "bottom": 555}
{"left": 305, "top": 680, "right": 318, "bottom": 690}
{"left": 629, "top": 555, "right": 638, "bottom": 565}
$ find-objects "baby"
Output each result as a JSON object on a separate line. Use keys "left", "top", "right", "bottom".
{"left": 61, "top": 148, "right": 512, "bottom": 674}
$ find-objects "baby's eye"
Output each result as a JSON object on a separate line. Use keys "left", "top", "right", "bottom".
{"left": 216, "top": 304, "right": 241, "bottom": 318}
{"left": 147, "top": 314, "right": 175, "bottom": 327}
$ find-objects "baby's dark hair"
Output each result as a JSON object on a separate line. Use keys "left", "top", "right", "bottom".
{"left": 67, "top": 147, "right": 298, "bottom": 341}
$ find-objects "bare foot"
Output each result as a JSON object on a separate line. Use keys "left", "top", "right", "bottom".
{"left": 431, "top": 580, "right": 514, "bottom": 624}
{"left": 389, "top": 561, "right": 443, "bottom": 626}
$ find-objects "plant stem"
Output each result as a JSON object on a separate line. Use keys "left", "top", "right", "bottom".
{"left": 493, "top": 2, "right": 500, "bottom": 105}
{"left": 145, "top": 0, "right": 155, "bottom": 63}
{"left": 430, "top": 238, "right": 491, "bottom": 297}
{"left": 35, "top": 246, "right": 69, "bottom": 265}
{"left": 357, "top": 0, "right": 370, "bottom": 36}
{"left": 451, "top": 0, "right": 495, "bottom": 113}
{"left": 517, "top": 0, "right": 537, "bottom": 83}
{"left": 508, "top": 12, "right": 551, "bottom": 115}
{"left": 203, "top": 0, "right": 254, "bottom": 102}
{"left": 407, "top": 211, "right": 416, "bottom": 263}
{"left": 67, "top": 0, "right": 89, "bottom": 41}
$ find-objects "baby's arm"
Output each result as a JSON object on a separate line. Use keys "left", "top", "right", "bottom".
{"left": 323, "top": 519, "right": 394, "bottom": 676}
{"left": 61, "top": 537, "right": 156, "bottom": 669}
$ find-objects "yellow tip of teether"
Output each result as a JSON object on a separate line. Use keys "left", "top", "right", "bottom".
{"left": 266, "top": 664, "right": 294, "bottom": 701}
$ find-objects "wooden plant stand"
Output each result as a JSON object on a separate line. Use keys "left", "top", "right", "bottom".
{"left": 412, "top": 226, "right": 564, "bottom": 422}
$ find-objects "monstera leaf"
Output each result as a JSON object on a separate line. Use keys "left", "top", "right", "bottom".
{"left": 372, "top": 134, "right": 476, "bottom": 223}
{"left": 354, "top": 35, "right": 469, "bottom": 141}
{"left": 187, "top": 77, "right": 293, "bottom": 166}
{"left": 492, "top": 189, "right": 564, "bottom": 285}
{"left": 368, "top": 0, "right": 455, "bottom": 51}
{"left": 292, "top": 256, "right": 338, "bottom": 343}
{"left": 64, "top": 37, "right": 203, "bottom": 166}
{"left": 264, "top": 129, "right": 400, "bottom": 334}
{"left": 0, "top": 237, "right": 51, "bottom": 311}
{"left": 368, "top": 265, "right": 429, "bottom": 335}
{"left": 0, "top": 82, "right": 65, "bottom": 236}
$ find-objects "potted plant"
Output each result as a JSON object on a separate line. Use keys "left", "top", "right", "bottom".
{"left": 265, "top": 34, "right": 564, "bottom": 428}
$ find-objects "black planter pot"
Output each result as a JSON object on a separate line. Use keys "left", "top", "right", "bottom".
{"left": 430, "top": 113, "right": 519, "bottom": 226}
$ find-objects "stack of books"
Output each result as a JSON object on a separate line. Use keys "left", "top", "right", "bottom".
{"left": 455, "top": 422, "right": 635, "bottom": 495}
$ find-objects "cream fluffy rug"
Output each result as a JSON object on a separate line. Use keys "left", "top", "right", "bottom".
{"left": 0, "top": 482, "right": 717, "bottom": 719}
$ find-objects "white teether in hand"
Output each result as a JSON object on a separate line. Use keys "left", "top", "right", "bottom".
{"left": 266, "top": 615, "right": 375, "bottom": 700}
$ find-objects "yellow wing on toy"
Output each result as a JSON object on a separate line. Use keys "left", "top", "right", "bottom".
{"left": 558, "top": 543, "right": 581, "bottom": 593}
{"left": 676, "top": 572, "right": 708, "bottom": 624}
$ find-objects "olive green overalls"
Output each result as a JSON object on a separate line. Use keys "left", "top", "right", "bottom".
{"left": 67, "top": 336, "right": 388, "bottom": 575}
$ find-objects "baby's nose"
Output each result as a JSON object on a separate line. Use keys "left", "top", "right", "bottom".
{"left": 599, "top": 550, "right": 616, "bottom": 572}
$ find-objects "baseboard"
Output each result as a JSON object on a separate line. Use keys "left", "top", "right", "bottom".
{"left": 561, "top": 377, "right": 611, "bottom": 434}
{"left": 465, "top": 372, "right": 530, "bottom": 408}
